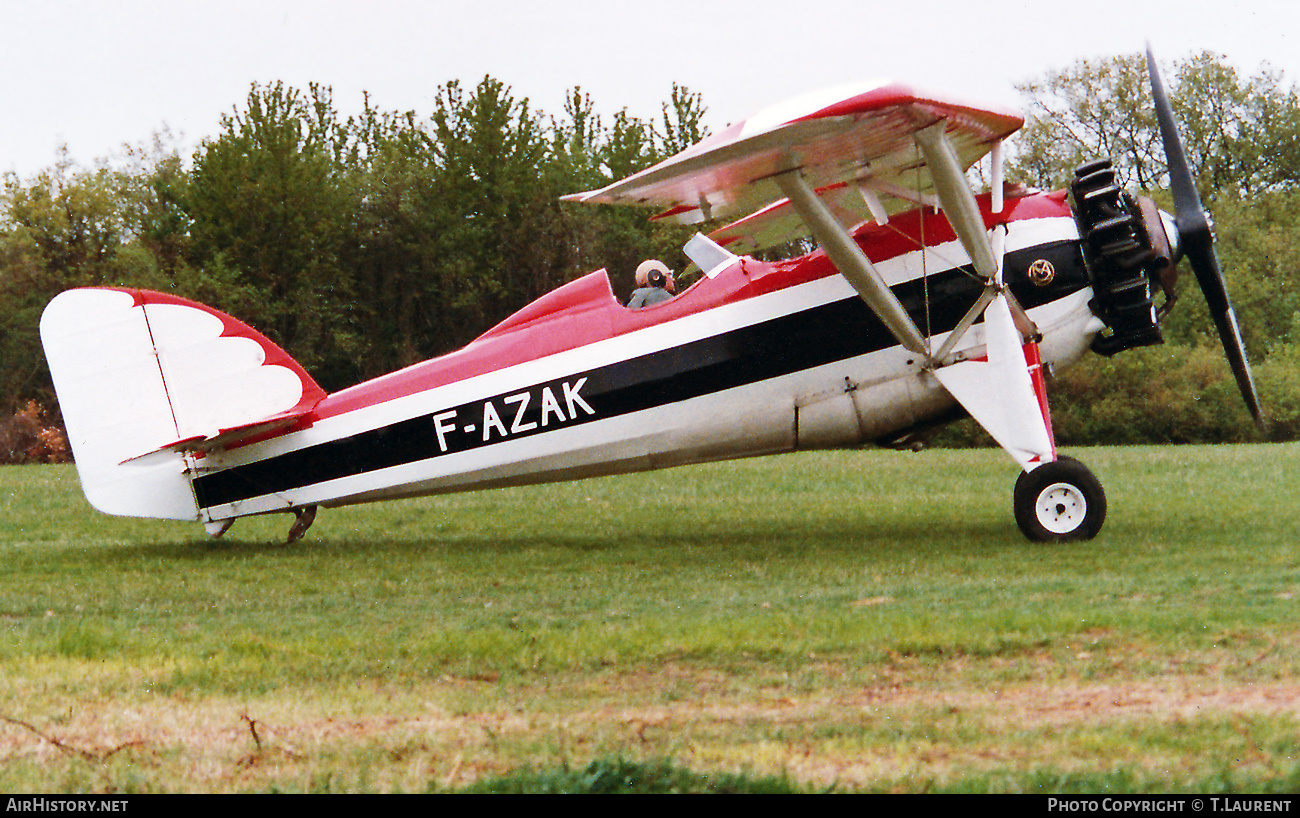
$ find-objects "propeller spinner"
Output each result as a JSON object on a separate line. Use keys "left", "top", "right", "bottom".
{"left": 1146, "top": 45, "right": 1263, "bottom": 427}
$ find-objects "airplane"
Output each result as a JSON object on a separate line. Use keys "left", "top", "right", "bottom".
{"left": 39, "top": 49, "right": 1261, "bottom": 544}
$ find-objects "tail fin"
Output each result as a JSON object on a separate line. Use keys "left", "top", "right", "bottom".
{"left": 40, "top": 288, "right": 326, "bottom": 520}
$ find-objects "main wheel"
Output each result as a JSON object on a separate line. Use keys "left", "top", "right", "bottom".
{"left": 1013, "top": 457, "right": 1106, "bottom": 542}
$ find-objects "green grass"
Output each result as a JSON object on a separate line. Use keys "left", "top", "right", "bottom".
{"left": 447, "top": 756, "right": 815, "bottom": 794}
{"left": 1, "top": 445, "right": 1298, "bottom": 792}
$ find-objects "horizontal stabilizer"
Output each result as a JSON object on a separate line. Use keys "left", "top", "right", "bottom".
{"left": 120, "top": 407, "right": 316, "bottom": 465}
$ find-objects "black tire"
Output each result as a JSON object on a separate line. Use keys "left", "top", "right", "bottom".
{"left": 1013, "top": 457, "right": 1106, "bottom": 542}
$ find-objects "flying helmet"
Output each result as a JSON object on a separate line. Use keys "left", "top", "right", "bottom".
{"left": 635, "top": 259, "right": 675, "bottom": 292}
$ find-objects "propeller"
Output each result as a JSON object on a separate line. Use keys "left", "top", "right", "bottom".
{"left": 1146, "top": 45, "right": 1263, "bottom": 427}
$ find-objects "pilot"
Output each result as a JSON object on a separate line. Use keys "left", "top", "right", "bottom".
{"left": 626, "top": 260, "right": 676, "bottom": 309}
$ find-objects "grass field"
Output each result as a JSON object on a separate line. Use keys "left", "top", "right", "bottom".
{"left": 1, "top": 445, "right": 1298, "bottom": 793}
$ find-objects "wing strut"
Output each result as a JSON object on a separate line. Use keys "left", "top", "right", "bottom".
{"left": 914, "top": 124, "right": 999, "bottom": 280}
{"left": 774, "top": 169, "right": 931, "bottom": 358}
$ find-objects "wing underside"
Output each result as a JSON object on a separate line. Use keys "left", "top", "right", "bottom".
{"left": 563, "top": 81, "right": 1022, "bottom": 253}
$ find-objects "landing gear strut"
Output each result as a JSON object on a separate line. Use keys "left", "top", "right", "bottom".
{"left": 287, "top": 505, "right": 318, "bottom": 543}
{"left": 1013, "top": 457, "right": 1106, "bottom": 542}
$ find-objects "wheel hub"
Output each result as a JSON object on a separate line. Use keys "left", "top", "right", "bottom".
{"left": 1035, "top": 482, "right": 1088, "bottom": 534}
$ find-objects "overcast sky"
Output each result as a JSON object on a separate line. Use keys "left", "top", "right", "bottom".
{"left": 4, "top": 0, "right": 1298, "bottom": 178}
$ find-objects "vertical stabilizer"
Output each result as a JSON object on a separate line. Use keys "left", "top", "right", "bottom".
{"left": 40, "top": 288, "right": 325, "bottom": 520}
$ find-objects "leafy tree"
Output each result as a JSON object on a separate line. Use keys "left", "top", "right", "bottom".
{"left": 1170, "top": 52, "right": 1300, "bottom": 197}
{"left": 654, "top": 83, "right": 711, "bottom": 158}
{"left": 186, "top": 82, "right": 363, "bottom": 387}
{"left": 1012, "top": 54, "right": 1160, "bottom": 191}
{"left": 550, "top": 92, "right": 692, "bottom": 297}
{"left": 1010, "top": 51, "right": 1300, "bottom": 198}
{"left": 419, "top": 77, "right": 565, "bottom": 348}
{"left": 2, "top": 158, "right": 132, "bottom": 287}
{"left": 116, "top": 129, "right": 194, "bottom": 279}
{"left": 0, "top": 155, "right": 172, "bottom": 413}
{"left": 347, "top": 101, "right": 447, "bottom": 375}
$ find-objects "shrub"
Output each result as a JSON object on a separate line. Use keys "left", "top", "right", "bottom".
{"left": 0, "top": 401, "right": 70, "bottom": 464}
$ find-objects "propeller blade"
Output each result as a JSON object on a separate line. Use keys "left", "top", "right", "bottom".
{"left": 1146, "top": 47, "right": 1205, "bottom": 230}
{"left": 1189, "top": 243, "right": 1262, "bottom": 421}
{"left": 1145, "top": 45, "right": 1263, "bottom": 427}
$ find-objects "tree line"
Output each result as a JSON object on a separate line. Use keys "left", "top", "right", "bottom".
{"left": 0, "top": 77, "right": 707, "bottom": 412}
{"left": 4, "top": 52, "right": 1300, "bottom": 462}
{"left": 999, "top": 51, "right": 1300, "bottom": 446}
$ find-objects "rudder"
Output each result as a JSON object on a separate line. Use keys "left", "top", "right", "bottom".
{"left": 40, "top": 288, "right": 325, "bottom": 520}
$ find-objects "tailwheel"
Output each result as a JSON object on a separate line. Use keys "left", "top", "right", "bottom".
{"left": 1013, "top": 456, "right": 1106, "bottom": 542}
{"left": 204, "top": 519, "right": 235, "bottom": 538}
{"left": 286, "top": 505, "right": 318, "bottom": 544}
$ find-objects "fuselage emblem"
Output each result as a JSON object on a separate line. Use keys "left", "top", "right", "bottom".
{"left": 1028, "top": 258, "right": 1056, "bottom": 286}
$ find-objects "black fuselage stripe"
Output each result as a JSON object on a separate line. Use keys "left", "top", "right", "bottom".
{"left": 193, "top": 243, "right": 1087, "bottom": 509}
